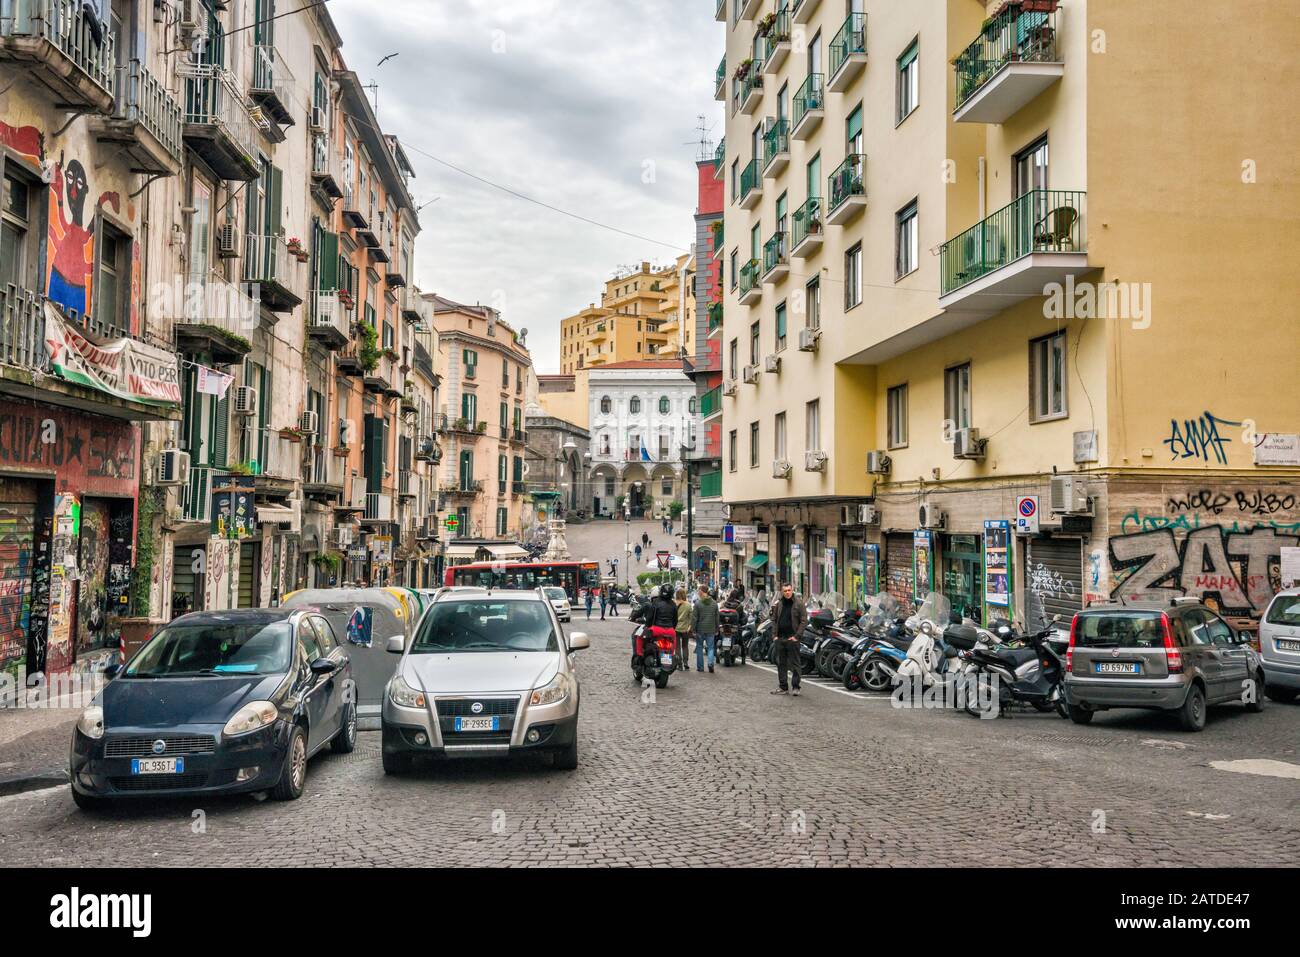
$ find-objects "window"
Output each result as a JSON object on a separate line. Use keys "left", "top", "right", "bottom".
{"left": 887, "top": 384, "right": 909, "bottom": 449}
{"left": 661, "top": 475, "right": 673, "bottom": 496}
{"left": 96, "top": 222, "right": 130, "bottom": 334}
{"left": 688, "top": 396, "right": 697, "bottom": 414}
{"left": 658, "top": 396, "right": 670, "bottom": 415}
{"left": 458, "top": 450, "right": 474, "bottom": 490}
{"left": 749, "top": 422, "right": 759, "bottom": 468}
{"left": 806, "top": 278, "right": 821, "bottom": 329}
{"left": 1015, "top": 136, "right": 1050, "bottom": 197}
{"left": 944, "top": 364, "right": 972, "bottom": 436}
{"left": 729, "top": 250, "right": 738, "bottom": 289}
{"left": 729, "top": 339, "right": 739, "bottom": 379}
{"left": 845, "top": 243, "right": 862, "bottom": 309}
{"left": 729, "top": 430, "right": 738, "bottom": 472}
{"left": 749, "top": 322, "right": 760, "bottom": 364}
{"left": 1030, "top": 331, "right": 1068, "bottom": 422}
{"left": 604, "top": 475, "right": 615, "bottom": 496}
{"left": 805, "top": 399, "right": 822, "bottom": 452}
{"left": 775, "top": 302, "right": 787, "bottom": 351}
{"left": 463, "top": 348, "right": 478, "bottom": 379}
{"left": 630, "top": 396, "right": 642, "bottom": 415}
{"left": 498, "top": 454, "right": 508, "bottom": 495}
{"left": 774, "top": 411, "right": 787, "bottom": 462}
{"left": 896, "top": 201, "right": 919, "bottom": 279}
{"left": 496, "top": 507, "right": 509, "bottom": 537}
{"left": 658, "top": 434, "right": 670, "bottom": 460}
{"left": 846, "top": 104, "right": 863, "bottom": 155}
{"left": 730, "top": 159, "right": 739, "bottom": 201}
{"left": 502, "top": 361, "right": 510, "bottom": 387}
{"left": 1, "top": 170, "right": 37, "bottom": 290}
{"left": 897, "top": 40, "right": 919, "bottom": 123}
{"left": 460, "top": 391, "right": 477, "bottom": 425}
{"left": 600, "top": 396, "right": 612, "bottom": 415}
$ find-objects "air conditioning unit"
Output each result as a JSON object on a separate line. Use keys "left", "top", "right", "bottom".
{"left": 216, "top": 222, "right": 240, "bottom": 259}
{"left": 798, "top": 328, "right": 821, "bottom": 352}
{"left": 310, "top": 106, "right": 327, "bottom": 132}
{"left": 1050, "top": 475, "right": 1090, "bottom": 515}
{"left": 858, "top": 504, "right": 880, "bottom": 526}
{"left": 298, "top": 411, "right": 319, "bottom": 437}
{"left": 804, "top": 450, "right": 828, "bottom": 473}
{"left": 742, "top": 364, "right": 759, "bottom": 384}
{"left": 953, "top": 428, "right": 986, "bottom": 461}
{"left": 772, "top": 460, "right": 792, "bottom": 480}
{"left": 234, "top": 386, "right": 258, "bottom": 417}
{"left": 180, "top": 0, "right": 208, "bottom": 40}
{"left": 723, "top": 380, "right": 738, "bottom": 397}
{"left": 156, "top": 449, "right": 190, "bottom": 486}
{"left": 764, "top": 354, "right": 782, "bottom": 374}
{"left": 335, "top": 526, "right": 354, "bottom": 548}
{"left": 867, "top": 451, "right": 892, "bottom": 476}
{"left": 919, "top": 503, "right": 946, "bottom": 530}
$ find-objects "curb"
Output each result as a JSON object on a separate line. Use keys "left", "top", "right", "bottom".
{"left": 0, "top": 771, "right": 68, "bottom": 798}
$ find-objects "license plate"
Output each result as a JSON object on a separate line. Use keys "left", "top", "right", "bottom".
{"left": 1095, "top": 662, "right": 1141, "bottom": 675}
{"left": 721, "top": 637, "right": 733, "bottom": 649}
{"left": 660, "top": 653, "right": 673, "bottom": 668}
{"left": 131, "top": 758, "right": 184, "bottom": 775}
{"left": 454, "top": 717, "right": 499, "bottom": 733}
{"left": 1278, "top": 639, "right": 1300, "bottom": 652}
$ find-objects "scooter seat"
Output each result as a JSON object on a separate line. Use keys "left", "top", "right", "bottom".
{"left": 991, "top": 646, "right": 1039, "bottom": 668}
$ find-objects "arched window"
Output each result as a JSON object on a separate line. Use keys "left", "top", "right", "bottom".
{"left": 600, "top": 396, "right": 612, "bottom": 415}
{"left": 688, "top": 396, "right": 697, "bottom": 414}
{"left": 659, "top": 396, "right": 671, "bottom": 414}
{"left": 630, "top": 397, "right": 641, "bottom": 415}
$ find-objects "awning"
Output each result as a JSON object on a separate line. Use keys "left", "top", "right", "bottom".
{"left": 745, "top": 554, "right": 769, "bottom": 571}
{"left": 257, "top": 506, "right": 296, "bottom": 526}
{"left": 445, "top": 544, "right": 480, "bottom": 561}
{"left": 487, "top": 545, "right": 529, "bottom": 561}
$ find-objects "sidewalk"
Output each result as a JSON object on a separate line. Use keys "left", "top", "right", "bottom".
{"left": 0, "top": 706, "right": 75, "bottom": 796}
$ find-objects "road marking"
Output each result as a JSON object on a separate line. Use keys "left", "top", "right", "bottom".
{"left": 1209, "top": 759, "right": 1300, "bottom": 780}
{"left": 744, "top": 662, "right": 893, "bottom": 701}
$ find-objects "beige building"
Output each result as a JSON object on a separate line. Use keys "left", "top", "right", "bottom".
{"left": 537, "top": 372, "right": 591, "bottom": 430}
{"left": 558, "top": 262, "right": 679, "bottom": 373}
{"left": 714, "top": 0, "right": 1300, "bottom": 627}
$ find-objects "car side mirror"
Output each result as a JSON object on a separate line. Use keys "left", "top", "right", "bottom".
{"left": 102, "top": 664, "right": 122, "bottom": 681}
{"left": 310, "top": 658, "right": 337, "bottom": 675}
{"left": 386, "top": 635, "right": 405, "bottom": 655}
{"left": 569, "top": 632, "right": 590, "bottom": 652}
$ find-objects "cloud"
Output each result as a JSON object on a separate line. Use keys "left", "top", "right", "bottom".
{"left": 330, "top": 0, "right": 722, "bottom": 373}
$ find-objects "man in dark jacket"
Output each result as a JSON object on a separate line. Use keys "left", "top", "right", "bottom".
{"left": 769, "top": 583, "right": 808, "bottom": 696}
{"left": 693, "top": 585, "right": 720, "bottom": 673}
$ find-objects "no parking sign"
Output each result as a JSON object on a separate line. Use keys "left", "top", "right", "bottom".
{"left": 1016, "top": 496, "right": 1040, "bottom": 535}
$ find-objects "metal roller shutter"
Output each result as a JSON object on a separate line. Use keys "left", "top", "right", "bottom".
{"left": 0, "top": 500, "right": 37, "bottom": 678}
{"left": 238, "top": 542, "right": 259, "bottom": 609}
{"left": 885, "top": 533, "right": 915, "bottom": 613}
{"left": 1026, "top": 537, "right": 1084, "bottom": 632}
{"left": 171, "top": 544, "right": 202, "bottom": 618}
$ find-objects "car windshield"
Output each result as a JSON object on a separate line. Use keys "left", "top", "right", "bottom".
{"left": 1073, "top": 612, "right": 1164, "bottom": 649}
{"left": 126, "top": 621, "right": 294, "bottom": 677}
{"left": 544, "top": 588, "right": 568, "bottom": 602}
{"left": 1266, "top": 598, "right": 1300, "bottom": 626}
{"left": 411, "top": 600, "right": 559, "bottom": 654}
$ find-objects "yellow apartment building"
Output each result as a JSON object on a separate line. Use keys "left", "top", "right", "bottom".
{"left": 558, "top": 262, "right": 679, "bottom": 373}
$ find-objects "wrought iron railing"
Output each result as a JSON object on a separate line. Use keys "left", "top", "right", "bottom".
{"left": 940, "top": 189, "right": 1086, "bottom": 295}
{"left": 0, "top": 0, "right": 116, "bottom": 96}
{"left": 954, "top": 5, "right": 1059, "bottom": 111}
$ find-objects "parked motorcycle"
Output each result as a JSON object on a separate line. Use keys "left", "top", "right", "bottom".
{"left": 960, "top": 621, "right": 1069, "bottom": 719}
{"left": 843, "top": 593, "right": 909, "bottom": 692}
{"left": 718, "top": 597, "right": 748, "bottom": 667}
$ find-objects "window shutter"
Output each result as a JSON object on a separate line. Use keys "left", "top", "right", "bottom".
{"left": 318, "top": 230, "right": 339, "bottom": 291}
{"left": 212, "top": 392, "right": 229, "bottom": 468}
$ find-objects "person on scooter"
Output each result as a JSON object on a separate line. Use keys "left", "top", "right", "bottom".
{"left": 639, "top": 583, "right": 679, "bottom": 670}
{"left": 770, "top": 583, "right": 807, "bottom": 696}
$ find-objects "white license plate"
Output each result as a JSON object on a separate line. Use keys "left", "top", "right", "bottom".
{"left": 721, "top": 637, "right": 733, "bottom": 649}
{"left": 131, "top": 758, "right": 184, "bottom": 775}
{"left": 660, "top": 653, "right": 673, "bottom": 668}
{"left": 1278, "top": 639, "right": 1300, "bottom": 652}
{"left": 454, "top": 717, "right": 499, "bottom": 733}
{"left": 1095, "top": 662, "right": 1141, "bottom": 675}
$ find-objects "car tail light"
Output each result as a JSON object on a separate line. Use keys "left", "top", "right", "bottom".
{"left": 1161, "top": 613, "right": 1183, "bottom": 673}
{"left": 1067, "top": 614, "right": 1080, "bottom": 674}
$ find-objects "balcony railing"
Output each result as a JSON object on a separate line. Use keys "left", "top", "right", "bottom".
{"left": 954, "top": 5, "right": 1059, "bottom": 113}
{"left": 762, "top": 5, "right": 791, "bottom": 62}
{"left": 739, "top": 158, "right": 762, "bottom": 204}
{"left": 180, "top": 62, "right": 260, "bottom": 181}
{"left": 250, "top": 42, "right": 295, "bottom": 125}
{"left": 738, "top": 259, "right": 761, "bottom": 300}
{"left": 708, "top": 301, "right": 723, "bottom": 332}
{"left": 940, "top": 189, "right": 1086, "bottom": 296}
{"left": 763, "top": 231, "right": 787, "bottom": 277}
{"left": 174, "top": 271, "right": 258, "bottom": 361}
{"left": 364, "top": 493, "right": 394, "bottom": 523}
{"left": 740, "top": 64, "right": 764, "bottom": 108}
{"left": 701, "top": 386, "right": 722, "bottom": 418}
{"left": 714, "top": 55, "right": 727, "bottom": 98}
{"left": 792, "top": 197, "right": 822, "bottom": 249}
{"left": 308, "top": 290, "right": 348, "bottom": 346}
{"left": 108, "top": 59, "right": 183, "bottom": 167}
{"left": 0, "top": 0, "right": 116, "bottom": 103}
{"left": 713, "top": 138, "right": 726, "bottom": 178}
{"left": 242, "top": 233, "right": 303, "bottom": 312}
{"left": 181, "top": 466, "right": 213, "bottom": 524}
{"left": 311, "top": 133, "right": 344, "bottom": 199}
{"left": 762, "top": 118, "right": 789, "bottom": 172}
{"left": 793, "top": 73, "right": 824, "bottom": 131}
{"left": 0, "top": 283, "right": 47, "bottom": 373}
{"left": 829, "top": 13, "right": 867, "bottom": 82}
{"left": 828, "top": 153, "right": 866, "bottom": 215}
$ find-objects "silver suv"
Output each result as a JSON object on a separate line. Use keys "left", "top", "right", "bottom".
{"left": 1064, "top": 599, "right": 1266, "bottom": 731}
{"left": 381, "top": 589, "right": 587, "bottom": 771}
{"left": 1259, "top": 588, "right": 1300, "bottom": 703}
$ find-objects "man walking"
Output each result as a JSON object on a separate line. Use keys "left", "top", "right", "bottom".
{"left": 770, "top": 583, "right": 807, "bottom": 696}
{"left": 674, "top": 588, "right": 694, "bottom": 672}
{"left": 584, "top": 588, "right": 594, "bottom": 621}
{"left": 693, "top": 584, "right": 720, "bottom": 674}
{"left": 609, "top": 588, "right": 620, "bottom": 618}
{"left": 598, "top": 587, "right": 607, "bottom": 621}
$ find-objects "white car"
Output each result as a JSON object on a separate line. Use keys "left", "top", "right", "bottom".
{"left": 544, "top": 587, "right": 572, "bottom": 622}
{"left": 381, "top": 590, "right": 587, "bottom": 771}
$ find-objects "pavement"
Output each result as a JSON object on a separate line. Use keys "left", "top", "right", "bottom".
{"left": 1, "top": 519, "right": 1296, "bottom": 867}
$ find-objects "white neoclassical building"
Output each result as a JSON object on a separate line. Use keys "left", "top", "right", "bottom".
{"left": 586, "top": 361, "right": 698, "bottom": 518}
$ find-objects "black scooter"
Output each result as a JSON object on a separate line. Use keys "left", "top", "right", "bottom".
{"left": 962, "top": 627, "right": 1069, "bottom": 718}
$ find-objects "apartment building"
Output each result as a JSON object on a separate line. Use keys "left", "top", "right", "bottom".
{"left": 558, "top": 262, "right": 677, "bottom": 373}
{"left": 714, "top": 0, "right": 1300, "bottom": 627}
{"left": 654, "top": 252, "right": 697, "bottom": 359}
{"left": 428, "top": 295, "right": 533, "bottom": 562}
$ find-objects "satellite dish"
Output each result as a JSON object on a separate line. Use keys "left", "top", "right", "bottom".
{"left": 518, "top": 328, "right": 529, "bottom": 346}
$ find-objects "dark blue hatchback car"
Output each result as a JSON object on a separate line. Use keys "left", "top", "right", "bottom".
{"left": 70, "top": 609, "right": 355, "bottom": 810}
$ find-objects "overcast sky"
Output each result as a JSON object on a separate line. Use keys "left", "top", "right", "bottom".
{"left": 330, "top": 0, "right": 721, "bottom": 374}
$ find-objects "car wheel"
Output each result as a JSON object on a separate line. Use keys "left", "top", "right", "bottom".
{"left": 1245, "top": 671, "right": 1266, "bottom": 713}
{"left": 382, "top": 748, "right": 413, "bottom": 775}
{"left": 272, "top": 724, "right": 308, "bottom": 801}
{"left": 1068, "top": 703, "right": 1095, "bottom": 725}
{"left": 1177, "top": 683, "right": 1207, "bottom": 732}
{"left": 553, "top": 735, "right": 578, "bottom": 771}
{"left": 1266, "top": 686, "right": 1298, "bottom": 703}
{"left": 71, "top": 787, "right": 106, "bottom": 812}
{"left": 332, "top": 703, "right": 358, "bottom": 754}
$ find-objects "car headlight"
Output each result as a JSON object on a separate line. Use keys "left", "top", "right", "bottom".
{"left": 223, "top": 701, "right": 278, "bottom": 737}
{"left": 530, "top": 673, "right": 571, "bottom": 708}
{"left": 388, "top": 675, "right": 426, "bottom": 709}
{"left": 77, "top": 706, "right": 104, "bottom": 740}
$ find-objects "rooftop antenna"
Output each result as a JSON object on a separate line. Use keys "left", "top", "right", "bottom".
{"left": 684, "top": 114, "right": 716, "bottom": 163}
{"left": 362, "top": 81, "right": 380, "bottom": 114}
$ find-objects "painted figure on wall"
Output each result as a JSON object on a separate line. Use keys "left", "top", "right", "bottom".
{"left": 0, "top": 121, "right": 44, "bottom": 168}
{"left": 46, "top": 151, "right": 121, "bottom": 317}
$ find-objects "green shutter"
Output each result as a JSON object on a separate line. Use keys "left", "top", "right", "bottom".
{"left": 212, "top": 392, "right": 229, "bottom": 468}
{"left": 847, "top": 107, "right": 863, "bottom": 144}
{"left": 318, "top": 230, "right": 339, "bottom": 291}
{"left": 268, "top": 165, "right": 283, "bottom": 236}
{"left": 899, "top": 41, "right": 919, "bottom": 69}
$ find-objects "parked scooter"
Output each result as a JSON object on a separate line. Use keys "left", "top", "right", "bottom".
{"left": 960, "top": 621, "right": 1070, "bottom": 719}
{"left": 842, "top": 593, "right": 907, "bottom": 692}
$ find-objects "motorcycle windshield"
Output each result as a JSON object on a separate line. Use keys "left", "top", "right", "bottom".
{"left": 915, "top": 592, "right": 953, "bottom": 632}
{"left": 864, "top": 592, "right": 900, "bottom": 630}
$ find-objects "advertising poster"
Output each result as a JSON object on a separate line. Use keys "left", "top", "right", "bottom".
{"left": 212, "top": 475, "right": 256, "bottom": 540}
{"left": 913, "top": 531, "right": 933, "bottom": 597}
{"left": 984, "top": 520, "right": 1011, "bottom": 608}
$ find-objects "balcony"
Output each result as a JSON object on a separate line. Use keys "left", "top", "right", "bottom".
{"left": 939, "top": 189, "right": 1088, "bottom": 318}
{"left": 512, "top": 480, "right": 527, "bottom": 496}
{"left": 953, "top": 4, "right": 1062, "bottom": 124}
{"left": 342, "top": 200, "right": 370, "bottom": 231}
{"left": 512, "top": 428, "right": 528, "bottom": 446}
{"left": 400, "top": 288, "right": 426, "bottom": 326}
{"left": 437, "top": 414, "right": 488, "bottom": 441}
{"left": 180, "top": 63, "right": 260, "bottom": 182}
{"left": 242, "top": 234, "right": 303, "bottom": 314}
{"left": 762, "top": 231, "right": 788, "bottom": 283}
{"left": 308, "top": 290, "right": 349, "bottom": 349}
{"left": 398, "top": 470, "right": 417, "bottom": 500}
{"left": 828, "top": 13, "right": 867, "bottom": 93}
{"left": 708, "top": 301, "right": 723, "bottom": 334}
{"left": 709, "top": 221, "right": 724, "bottom": 260}
{"left": 174, "top": 272, "right": 257, "bottom": 364}
{"left": 761, "top": 6, "right": 791, "bottom": 75}
{"left": 738, "top": 65, "right": 764, "bottom": 115}
{"left": 303, "top": 449, "right": 346, "bottom": 502}
{"left": 364, "top": 353, "right": 401, "bottom": 397}
{"left": 826, "top": 154, "right": 867, "bottom": 225}
{"left": 714, "top": 55, "right": 727, "bottom": 100}
{"left": 738, "top": 159, "right": 763, "bottom": 210}
{"left": 249, "top": 42, "right": 296, "bottom": 129}
{"left": 791, "top": 198, "right": 823, "bottom": 258}
{"left": 714, "top": 0, "right": 727, "bottom": 22}
{"left": 738, "top": 259, "right": 762, "bottom": 306}
{"left": 311, "top": 133, "right": 344, "bottom": 202}
{"left": 413, "top": 342, "right": 436, "bottom": 383}
{"left": 701, "top": 386, "right": 722, "bottom": 419}
{"left": 89, "top": 60, "right": 182, "bottom": 176}
{"left": 181, "top": 466, "right": 214, "bottom": 523}
{"left": 444, "top": 480, "right": 484, "bottom": 499}
{"left": 792, "top": 0, "right": 821, "bottom": 25}
{"left": 363, "top": 493, "right": 394, "bottom": 524}
{"left": 792, "top": 73, "right": 824, "bottom": 140}
{"left": 713, "top": 138, "right": 726, "bottom": 182}
{"left": 0, "top": 0, "right": 115, "bottom": 112}
{"left": 762, "top": 118, "right": 789, "bottom": 177}
{"left": 739, "top": 0, "right": 762, "bottom": 19}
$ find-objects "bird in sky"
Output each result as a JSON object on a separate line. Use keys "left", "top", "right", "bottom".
{"left": 378, "top": 53, "right": 399, "bottom": 67}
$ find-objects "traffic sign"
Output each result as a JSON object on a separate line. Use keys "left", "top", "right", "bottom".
{"left": 1016, "top": 496, "right": 1040, "bottom": 535}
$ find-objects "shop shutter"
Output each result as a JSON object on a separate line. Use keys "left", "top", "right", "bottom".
{"left": 171, "top": 544, "right": 203, "bottom": 617}
{"left": 885, "top": 532, "right": 915, "bottom": 613}
{"left": 1026, "top": 537, "right": 1084, "bottom": 632}
{"left": 0, "top": 500, "right": 37, "bottom": 676}
{"left": 238, "top": 542, "right": 259, "bottom": 608}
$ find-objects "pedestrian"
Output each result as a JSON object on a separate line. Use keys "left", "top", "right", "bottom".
{"left": 674, "top": 588, "right": 694, "bottom": 671}
{"left": 642, "top": 532, "right": 649, "bottom": 548}
{"left": 769, "top": 582, "right": 807, "bottom": 696}
{"left": 584, "top": 588, "right": 594, "bottom": 621}
{"left": 610, "top": 588, "right": 620, "bottom": 618}
{"left": 634, "top": 544, "right": 643, "bottom": 562}
{"left": 694, "top": 584, "right": 720, "bottom": 674}
{"left": 598, "top": 588, "right": 607, "bottom": 621}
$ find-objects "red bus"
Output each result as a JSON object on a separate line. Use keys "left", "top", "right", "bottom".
{"left": 444, "top": 561, "right": 601, "bottom": 601}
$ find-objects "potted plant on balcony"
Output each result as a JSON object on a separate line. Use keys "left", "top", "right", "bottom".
{"left": 338, "top": 288, "right": 355, "bottom": 310}
{"left": 454, "top": 417, "right": 469, "bottom": 432}
{"left": 333, "top": 445, "right": 350, "bottom": 458}
{"left": 286, "top": 237, "right": 308, "bottom": 262}
{"left": 279, "top": 426, "right": 305, "bottom": 443}
{"left": 756, "top": 12, "right": 777, "bottom": 36}
{"left": 733, "top": 58, "right": 754, "bottom": 81}
{"left": 475, "top": 421, "right": 488, "bottom": 434}
{"left": 382, "top": 347, "right": 400, "bottom": 362}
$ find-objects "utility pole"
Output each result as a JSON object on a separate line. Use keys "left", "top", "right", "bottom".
{"left": 686, "top": 460, "right": 694, "bottom": 591}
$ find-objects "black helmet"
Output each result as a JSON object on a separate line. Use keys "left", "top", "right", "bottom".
{"left": 658, "top": 583, "right": 674, "bottom": 600}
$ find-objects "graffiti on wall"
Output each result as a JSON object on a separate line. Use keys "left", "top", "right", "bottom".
{"left": 1111, "top": 487, "right": 1300, "bottom": 616}
{"left": 1163, "top": 412, "right": 1241, "bottom": 466}
{"left": 0, "top": 403, "right": 138, "bottom": 493}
